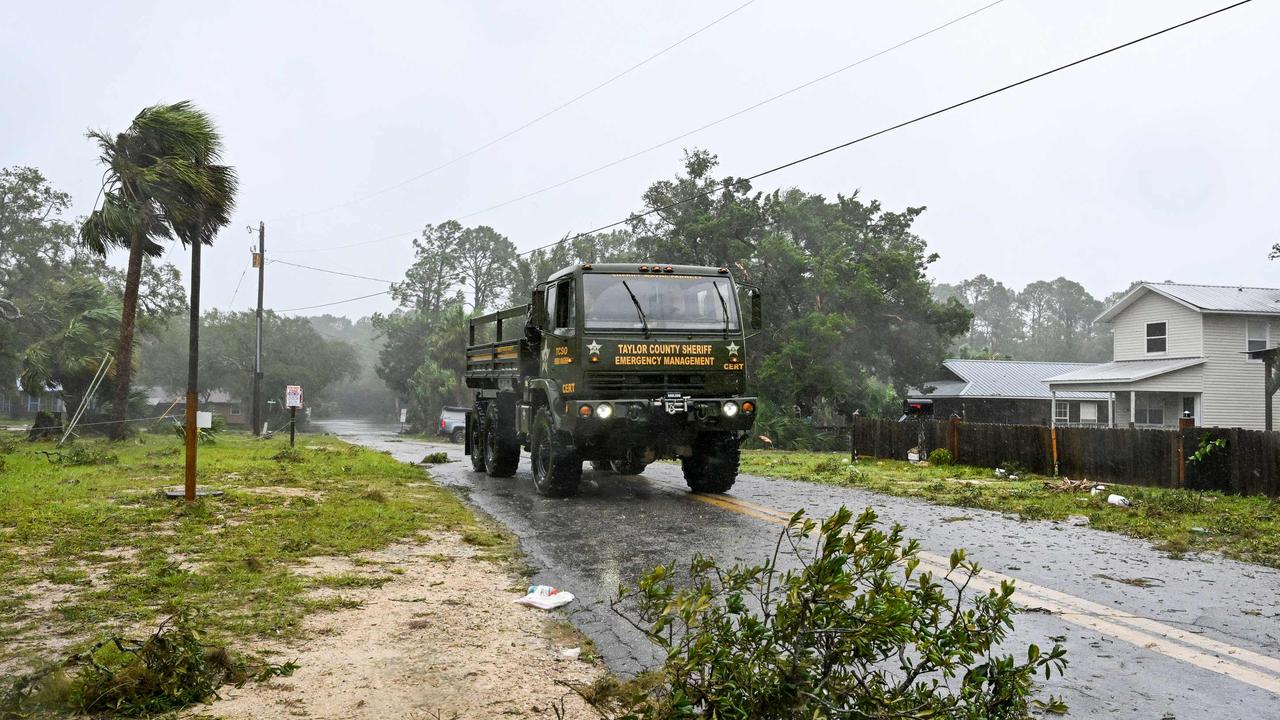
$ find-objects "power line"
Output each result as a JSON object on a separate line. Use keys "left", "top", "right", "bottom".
{"left": 455, "top": 0, "right": 1008, "bottom": 222}
{"left": 271, "top": 229, "right": 419, "bottom": 256}
{"left": 272, "top": 0, "right": 758, "bottom": 224}
{"left": 282, "top": 0, "right": 1005, "bottom": 256}
{"left": 513, "top": 0, "right": 1255, "bottom": 258}
{"left": 269, "top": 259, "right": 396, "bottom": 284}
{"left": 269, "top": 0, "right": 1253, "bottom": 311}
{"left": 226, "top": 260, "right": 251, "bottom": 308}
{"left": 276, "top": 291, "right": 393, "bottom": 313}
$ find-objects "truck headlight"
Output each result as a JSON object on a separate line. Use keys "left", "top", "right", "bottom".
{"left": 722, "top": 401, "right": 740, "bottom": 417}
{"left": 596, "top": 403, "right": 613, "bottom": 419}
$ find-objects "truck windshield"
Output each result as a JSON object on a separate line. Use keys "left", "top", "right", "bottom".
{"left": 582, "top": 274, "right": 740, "bottom": 331}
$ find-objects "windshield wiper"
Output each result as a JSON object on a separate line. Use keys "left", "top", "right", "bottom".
{"left": 712, "top": 280, "right": 731, "bottom": 335}
{"left": 621, "top": 280, "right": 651, "bottom": 338}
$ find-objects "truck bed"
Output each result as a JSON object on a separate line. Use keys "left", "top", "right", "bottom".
{"left": 464, "top": 305, "right": 530, "bottom": 389}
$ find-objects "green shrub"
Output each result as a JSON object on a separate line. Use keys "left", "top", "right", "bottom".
{"left": 0, "top": 609, "right": 295, "bottom": 718}
{"left": 614, "top": 507, "right": 1067, "bottom": 718}
{"left": 927, "top": 448, "right": 954, "bottom": 466}
{"left": 421, "top": 451, "right": 449, "bottom": 464}
{"left": 271, "top": 447, "right": 305, "bottom": 463}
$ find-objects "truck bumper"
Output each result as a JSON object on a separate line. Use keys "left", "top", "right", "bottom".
{"left": 566, "top": 396, "right": 757, "bottom": 434}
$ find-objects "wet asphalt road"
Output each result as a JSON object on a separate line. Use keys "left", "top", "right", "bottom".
{"left": 320, "top": 419, "right": 1280, "bottom": 718}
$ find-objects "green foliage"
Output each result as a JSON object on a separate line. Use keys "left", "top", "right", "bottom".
{"left": 613, "top": 507, "right": 1067, "bottom": 718}
{"left": 271, "top": 447, "right": 305, "bottom": 463}
{"left": 172, "top": 413, "right": 227, "bottom": 444}
{"left": 1189, "top": 433, "right": 1227, "bottom": 464}
{"left": 422, "top": 451, "right": 449, "bottom": 464}
{"left": 928, "top": 447, "right": 955, "bottom": 466}
{"left": 41, "top": 445, "right": 119, "bottom": 467}
{"left": 0, "top": 609, "right": 295, "bottom": 718}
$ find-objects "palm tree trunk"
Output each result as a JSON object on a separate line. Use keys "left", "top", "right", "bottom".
{"left": 110, "top": 230, "right": 145, "bottom": 439}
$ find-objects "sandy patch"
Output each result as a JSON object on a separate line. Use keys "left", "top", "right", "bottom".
{"left": 240, "top": 486, "right": 325, "bottom": 501}
{"left": 200, "top": 534, "right": 603, "bottom": 720}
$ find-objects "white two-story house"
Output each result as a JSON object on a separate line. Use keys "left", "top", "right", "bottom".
{"left": 1044, "top": 283, "right": 1278, "bottom": 430}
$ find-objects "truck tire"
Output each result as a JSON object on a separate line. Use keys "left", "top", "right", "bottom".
{"left": 531, "top": 409, "right": 582, "bottom": 496}
{"left": 468, "top": 418, "right": 486, "bottom": 473}
{"left": 450, "top": 427, "right": 465, "bottom": 444}
{"left": 681, "top": 432, "right": 739, "bottom": 493}
{"left": 484, "top": 426, "right": 520, "bottom": 478}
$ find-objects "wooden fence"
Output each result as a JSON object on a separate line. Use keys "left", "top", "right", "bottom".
{"left": 848, "top": 417, "right": 1280, "bottom": 497}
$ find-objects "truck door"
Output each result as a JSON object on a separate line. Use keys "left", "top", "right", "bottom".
{"left": 544, "top": 279, "right": 576, "bottom": 387}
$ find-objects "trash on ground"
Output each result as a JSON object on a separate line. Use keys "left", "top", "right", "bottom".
{"left": 559, "top": 647, "right": 581, "bottom": 659}
{"left": 907, "top": 446, "right": 921, "bottom": 462}
{"left": 1106, "top": 494, "right": 1131, "bottom": 508}
{"left": 1065, "top": 514, "right": 1091, "bottom": 527}
{"left": 515, "top": 585, "right": 575, "bottom": 610}
{"left": 1090, "top": 484, "right": 1107, "bottom": 496}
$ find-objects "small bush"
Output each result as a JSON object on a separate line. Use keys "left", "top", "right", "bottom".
{"left": 812, "top": 456, "right": 845, "bottom": 475}
{"left": 271, "top": 447, "right": 305, "bottom": 463}
{"left": 0, "top": 435, "right": 17, "bottom": 454}
{"left": 421, "top": 451, "right": 449, "bottom": 464}
{"left": 612, "top": 507, "right": 1067, "bottom": 718}
{"left": 927, "top": 448, "right": 954, "bottom": 466}
{"left": 0, "top": 609, "right": 296, "bottom": 718}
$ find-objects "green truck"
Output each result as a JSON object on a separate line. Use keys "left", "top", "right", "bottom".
{"left": 464, "top": 262, "right": 761, "bottom": 496}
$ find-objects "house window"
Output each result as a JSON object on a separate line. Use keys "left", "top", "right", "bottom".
{"left": 26, "top": 395, "right": 41, "bottom": 412}
{"left": 1145, "top": 322, "right": 1167, "bottom": 353}
{"left": 1054, "top": 401, "right": 1070, "bottom": 424}
{"left": 1134, "top": 394, "right": 1164, "bottom": 426}
{"left": 1079, "top": 402, "right": 1098, "bottom": 424}
{"left": 230, "top": 404, "right": 242, "bottom": 416}
{"left": 1246, "top": 319, "right": 1269, "bottom": 360}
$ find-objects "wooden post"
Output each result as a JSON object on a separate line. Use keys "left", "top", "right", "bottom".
{"left": 289, "top": 407, "right": 297, "bottom": 448}
{"left": 1050, "top": 425, "right": 1059, "bottom": 477}
{"left": 948, "top": 416, "right": 960, "bottom": 460}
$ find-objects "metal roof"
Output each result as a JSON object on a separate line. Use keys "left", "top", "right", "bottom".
{"left": 1043, "top": 356, "right": 1205, "bottom": 385}
{"left": 911, "top": 359, "right": 1108, "bottom": 400}
{"left": 1097, "top": 282, "right": 1280, "bottom": 322}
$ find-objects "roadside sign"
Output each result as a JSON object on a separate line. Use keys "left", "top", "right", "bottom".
{"left": 285, "top": 385, "right": 303, "bottom": 408}
{"left": 399, "top": 408, "right": 408, "bottom": 424}
{"left": 196, "top": 411, "right": 213, "bottom": 429}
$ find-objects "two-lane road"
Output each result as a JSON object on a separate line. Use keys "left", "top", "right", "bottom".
{"left": 322, "top": 419, "right": 1280, "bottom": 718}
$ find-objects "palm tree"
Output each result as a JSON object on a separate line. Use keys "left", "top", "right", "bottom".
{"left": 80, "top": 101, "right": 237, "bottom": 438}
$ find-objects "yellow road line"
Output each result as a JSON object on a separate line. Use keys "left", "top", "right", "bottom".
{"left": 686, "top": 491, "right": 1280, "bottom": 695}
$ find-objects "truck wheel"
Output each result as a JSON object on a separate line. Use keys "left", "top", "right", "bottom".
{"left": 681, "top": 432, "right": 739, "bottom": 493}
{"left": 451, "top": 427, "right": 465, "bottom": 444}
{"left": 484, "top": 427, "right": 520, "bottom": 478}
{"left": 531, "top": 409, "right": 581, "bottom": 497}
{"left": 468, "top": 420, "right": 486, "bottom": 472}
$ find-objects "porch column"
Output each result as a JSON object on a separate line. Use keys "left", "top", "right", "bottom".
{"left": 1050, "top": 390, "right": 1057, "bottom": 429}
{"left": 1129, "top": 390, "right": 1137, "bottom": 427}
{"left": 1109, "top": 392, "right": 1115, "bottom": 428}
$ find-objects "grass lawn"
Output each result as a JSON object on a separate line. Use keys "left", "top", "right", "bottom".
{"left": 0, "top": 429, "right": 500, "bottom": 674}
{"left": 739, "top": 450, "right": 1280, "bottom": 569}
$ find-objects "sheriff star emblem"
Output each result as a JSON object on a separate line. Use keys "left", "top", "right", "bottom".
{"left": 587, "top": 340, "right": 602, "bottom": 355}
{"left": 726, "top": 342, "right": 740, "bottom": 355}
{"left": 540, "top": 346, "right": 550, "bottom": 372}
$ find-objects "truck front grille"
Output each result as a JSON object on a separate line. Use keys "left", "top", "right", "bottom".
{"left": 587, "top": 372, "right": 706, "bottom": 396}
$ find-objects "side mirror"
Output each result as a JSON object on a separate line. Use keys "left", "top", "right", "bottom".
{"left": 530, "top": 288, "right": 547, "bottom": 328}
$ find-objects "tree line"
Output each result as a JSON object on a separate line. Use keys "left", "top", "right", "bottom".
{"left": 932, "top": 275, "right": 1139, "bottom": 363}
{"left": 376, "top": 149, "right": 973, "bottom": 436}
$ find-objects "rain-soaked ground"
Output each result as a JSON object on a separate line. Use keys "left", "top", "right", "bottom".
{"left": 319, "top": 418, "right": 1280, "bottom": 718}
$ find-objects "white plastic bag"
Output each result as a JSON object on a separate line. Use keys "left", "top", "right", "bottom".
{"left": 515, "top": 585, "right": 575, "bottom": 610}
{"left": 1107, "top": 494, "right": 1131, "bottom": 508}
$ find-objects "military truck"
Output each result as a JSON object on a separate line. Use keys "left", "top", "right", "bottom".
{"left": 463, "top": 262, "right": 761, "bottom": 496}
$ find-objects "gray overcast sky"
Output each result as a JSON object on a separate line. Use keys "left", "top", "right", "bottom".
{"left": 3, "top": 0, "right": 1277, "bottom": 318}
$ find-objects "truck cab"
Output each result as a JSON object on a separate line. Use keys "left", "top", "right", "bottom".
{"left": 465, "top": 262, "right": 761, "bottom": 496}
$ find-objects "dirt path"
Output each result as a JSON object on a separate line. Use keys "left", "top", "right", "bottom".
{"left": 199, "top": 532, "right": 603, "bottom": 720}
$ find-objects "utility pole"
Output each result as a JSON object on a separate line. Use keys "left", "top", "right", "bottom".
{"left": 252, "top": 222, "right": 265, "bottom": 435}
{"left": 184, "top": 228, "right": 202, "bottom": 501}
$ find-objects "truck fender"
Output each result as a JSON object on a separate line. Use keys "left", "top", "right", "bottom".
{"left": 525, "top": 378, "right": 565, "bottom": 430}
